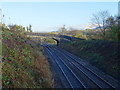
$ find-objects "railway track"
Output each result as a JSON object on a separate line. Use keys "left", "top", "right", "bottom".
{"left": 45, "top": 47, "right": 86, "bottom": 88}
{"left": 42, "top": 43, "right": 120, "bottom": 89}
{"left": 52, "top": 45, "right": 120, "bottom": 88}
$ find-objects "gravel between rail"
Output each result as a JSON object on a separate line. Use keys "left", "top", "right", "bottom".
{"left": 42, "top": 43, "right": 120, "bottom": 89}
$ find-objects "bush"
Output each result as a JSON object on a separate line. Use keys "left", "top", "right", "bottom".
{"left": 2, "top": 28, "right": 54, "bottom": 88}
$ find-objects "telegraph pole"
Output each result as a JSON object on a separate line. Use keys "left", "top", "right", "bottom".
{"left": 0, "top": 8, "right": 2, "bottom": 26}
{"left": 0, "top": 8, "right": 2, "bottom": 90}
{"left": 118, "top": 1, "right": 120, "bottom": 41}
{"left": 118, "top": 1, "right": 120, "bottom": 27}
{"left": 9, "top": 17, "right": 12, "bottom": 26}
{"left": 2, "top": 14, "right": 4, "bottom": 25}
{"left": 9, "top": 17, "right": 10, "bottom": 25}
{"left": 0, "top": 8, "right": 2, "bottom": 31}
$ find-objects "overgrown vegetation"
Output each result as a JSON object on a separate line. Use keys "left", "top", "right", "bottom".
{"left": 45, "top": 38, "right": 56, "bottom": 44}
{"left": 2, "top": 25, "right": 54, "bottom": 88}
{"left": 51, "top": 11, "right": 120, "bottom": 81}
{"left": 60, "top": 39, "right": 120, "bottom": 81}
{"left": 51, "top": 10, "right": 119, "bottom": 41}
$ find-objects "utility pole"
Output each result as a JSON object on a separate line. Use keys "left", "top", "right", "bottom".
{"left": 9, "top": 17, "right": 11, "bottom": 25}
{"left": 2, "top": 14, "right": 4, "bottom": 25}
{"left": 0, "top": 8, "right": 2, "bottom": 26}
{"left": 0, "top": 8, "right": 2, "bottom": 90}
{"left": 0, "top": 8, "right": 2, "bottom": 32}
{"left": 118, "top": 1, "right": 120, "bottom": 41}
{"left": 118, "top": 1, "right": 120, "bottom": 27}
{"left": 61, "top": 25, "right": 66, "bottom": 35}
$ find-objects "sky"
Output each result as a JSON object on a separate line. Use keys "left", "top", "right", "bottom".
{"left": 1, "top": 2, "right": 118, "bottom": 32}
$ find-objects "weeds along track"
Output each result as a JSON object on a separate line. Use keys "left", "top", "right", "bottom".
{"left": 42, "top": 43, "right": 120, "bottom": 89}
{"left": 53, "top": 45, "right": 120, "bottom": 88}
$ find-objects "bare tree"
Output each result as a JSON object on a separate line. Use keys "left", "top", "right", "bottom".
{"left": 91, "top": 10, "right": 110, "bottom": 39}
{"left": 106, "top": 16, "right": 115, "bottom": 28}
{"left": 59, "top": 25, "right": 67, "bottom": 35}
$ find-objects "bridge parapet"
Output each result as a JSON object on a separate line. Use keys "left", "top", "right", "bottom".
{"left": 27, "top": 32, "right": 85, "bottom": 43}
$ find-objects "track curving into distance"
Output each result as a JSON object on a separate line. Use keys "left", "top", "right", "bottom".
{"left": 42, "top": 43, "right": 120, "bottom": 89}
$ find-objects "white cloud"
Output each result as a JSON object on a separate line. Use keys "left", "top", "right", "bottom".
{"left": 40, "top": 23, "right": 90, "bottom": 32}
{"left": 65, "top": 23, "right": 89, "bottom": 30}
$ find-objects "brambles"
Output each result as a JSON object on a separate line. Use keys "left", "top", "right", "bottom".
{"left": 60, "top": 39, "right": 120, "bottom": 81}
{"left": 2, "top": 26, "right": 54, "bottom": 88}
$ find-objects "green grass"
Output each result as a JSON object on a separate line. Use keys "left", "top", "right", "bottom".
{"left": 60, "top": 39, "right": 120, "bottom": 81}
{"left": 2, "top": 27, "right": 54, "bottom": 88}
{"left": 45, "top": 38, "right": 56, "bottom": 44}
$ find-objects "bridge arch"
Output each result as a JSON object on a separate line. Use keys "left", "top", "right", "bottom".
{"left": 52, "top": 38, "right": 60, "bottom": 46}
{"left": 42, "top": 37, "right": 59, "bottom": 46}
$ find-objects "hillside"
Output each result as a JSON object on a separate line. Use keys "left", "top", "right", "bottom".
{"left": 60, "top": 39, "right": 120, "bottom": 81}
{"left": 2, "top": 27, "right": 54, "bottom": 88}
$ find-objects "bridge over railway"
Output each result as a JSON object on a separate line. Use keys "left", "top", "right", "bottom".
{"left": 26, "top": 32, "right": 78, "bottom": 45}
{"left": 27, "top": 32, "right": 85, "bottom": 42}
{"left": 27, "top": 32, "right": 120, "bottom": 88}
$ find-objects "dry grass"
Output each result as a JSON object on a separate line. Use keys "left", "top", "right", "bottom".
{"left": 2, "top": 27, "right": 54, "bottom": 88}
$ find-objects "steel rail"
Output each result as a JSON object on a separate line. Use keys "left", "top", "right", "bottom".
{"left": 48, "top": 47, "right": 87, "bottom": 88}
{"left": 51, "top": 47, "right": 103, "bottom": 88}
{"left": 54, "top": 46, "right": 116, "bottom": 89}
{"left": 44, "top": 46, "right": 73, "bottom": 88}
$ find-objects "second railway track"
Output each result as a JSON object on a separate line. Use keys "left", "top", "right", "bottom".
{"left": 42, "top": 43, "right": 120, "bottom": 89}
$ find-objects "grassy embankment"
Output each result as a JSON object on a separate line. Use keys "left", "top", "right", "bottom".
{"left": 60, "top": 39, "right": 120, "bottom": 81}
{"left": 2, "top": 27, "right": 54, "bottom": 88}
